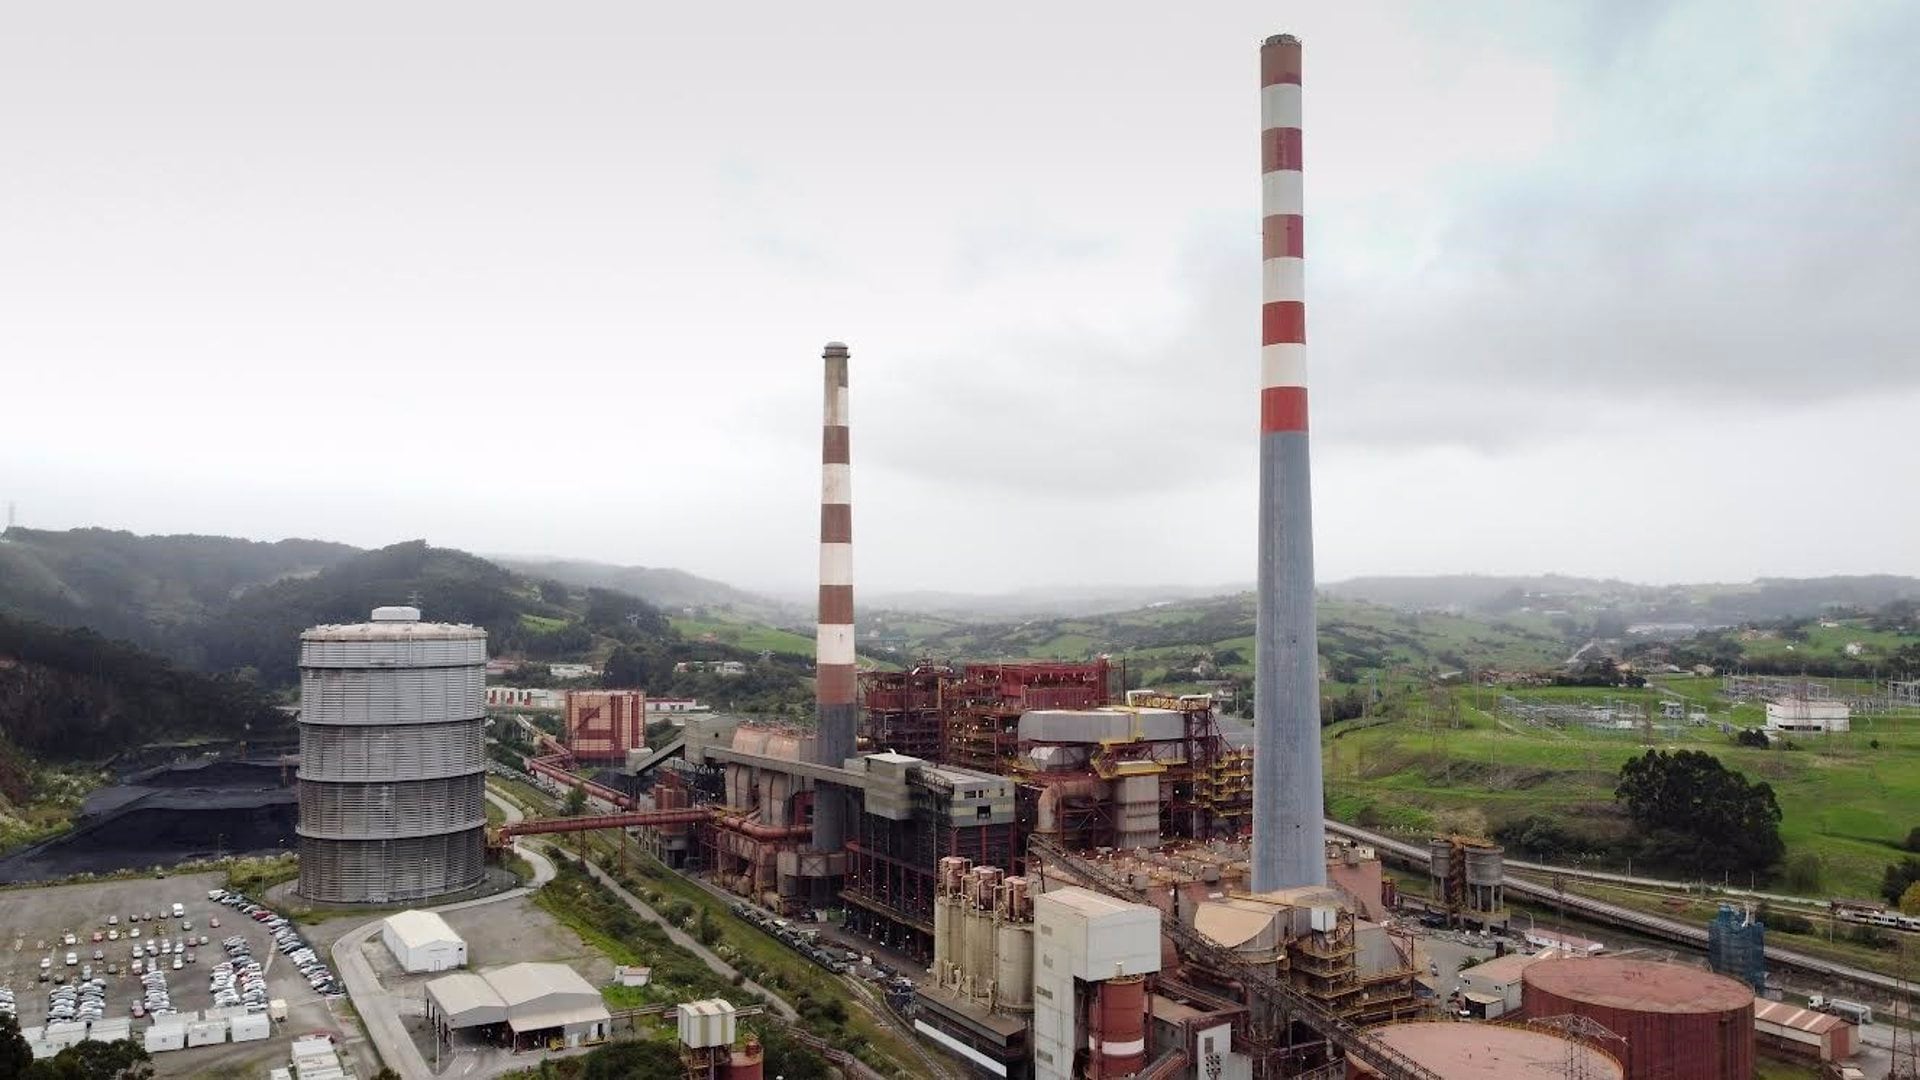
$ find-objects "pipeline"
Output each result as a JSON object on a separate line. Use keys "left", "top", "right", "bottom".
{"left": 527, "top": 754, "right": 633, "bottom": 809}
{"left": 497, "top": 807, "right": 712, "bottom": 839}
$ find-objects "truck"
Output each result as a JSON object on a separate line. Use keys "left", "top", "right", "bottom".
{"left": 1807, "top": 995, "right": 1873, "bottom": 1026}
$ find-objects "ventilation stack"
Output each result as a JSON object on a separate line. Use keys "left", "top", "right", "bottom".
{"left": 812, "top": 340, "right": 857, "bottom": 853}
{"left": 1252, "top": 32, "right": 1327, "bottom": 892}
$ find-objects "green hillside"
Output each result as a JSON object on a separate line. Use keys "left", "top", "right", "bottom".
{"left": 1324, "top": 678, "right": 1920, "bottom": 901}
{"left": 0, "top": 527, "right": 357, "bottom": 663}
{"left": 861, "top": 593, "right": 1569, "bottom": 690}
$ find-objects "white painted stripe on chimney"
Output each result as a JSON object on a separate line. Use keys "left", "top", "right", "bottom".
{"left": 816, "top": 624, "right": 856, "bottom": 665}
{"left": 1092, "top": 1039, "right": 1146, "bottom": 1057}
{"left": 822, "top": 463, "right": 851, "bottom": 504}
{"left": 1261, "top": 344, "right": 1307, "bottom": 389}
{"left": 1261, "top": 83, "right": 1302, "bottom": 130}
{"left": 1262, "top": 170, "right": 1302, "bottom": 214}
{"left": 824, "top": 385, "right": 849, "bottom": 425}
{"left": 819, "top": 542, "right": 852, "bottom": 585}
{"left": 1262, "top": 257, "right": 1304, "bottom": 303}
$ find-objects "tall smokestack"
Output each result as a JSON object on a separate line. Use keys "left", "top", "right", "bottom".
{"left": 813, "top": 340, "right": 856, "bottom": 852}
{"left": 1252, "top": 33, "right": 1326, "bottom": 891}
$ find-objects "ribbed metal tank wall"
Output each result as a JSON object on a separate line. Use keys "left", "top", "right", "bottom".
{"left": 1521, "top": 957, "right": 1754, "bottom": 1080}
{"left": 297, "top": 720, "right": 486, "bottom": 781}
{"left": 297, "top": 608, "right": 488, "bottom": 904}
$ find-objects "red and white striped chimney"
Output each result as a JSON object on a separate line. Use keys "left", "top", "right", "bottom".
{"left": 813, "top": 340, "right": 856, "bottom": 852}
{"left": 1252, "top": 33, "right": 1327, "bottom": 892}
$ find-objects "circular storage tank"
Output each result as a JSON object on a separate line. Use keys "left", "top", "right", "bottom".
{"left": 1347, "top": 1021, "right": 1622, "bottom": 1079}
{"left": 1091, "top": 976, "right": 1148, "bottom": 1076}
{"left": 296, "top": 608, "right": 488, "bottom": 904}
{"left": 994, "top": 923, "right": 1033, "bottom": 1009}
{"left": 1521, "top": 958, "right": 1753, "bottom": 1080}
{"left": 1464, "top": 843, "right": 1503, "bottom": 885}
{"left": 719, "top": 1037, "right": 765, "bottom": 1080}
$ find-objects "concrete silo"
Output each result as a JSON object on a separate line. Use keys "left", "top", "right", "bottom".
{"left": 296, "top": 606, "right": 489, "bottom": 903}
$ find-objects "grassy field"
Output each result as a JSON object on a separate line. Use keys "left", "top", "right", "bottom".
{"left": 1325, "top": 681, "right": 1920, "bottom": 900}
{"left": 1739, "top": 617, "right": 1920, "bottom": 664}
{"left": 670, "top": 614, "right": 815, "bottom": 658}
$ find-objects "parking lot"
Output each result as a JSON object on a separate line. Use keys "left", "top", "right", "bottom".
{"left": 0, "top": 870, "right": 351, "bottom": 1076}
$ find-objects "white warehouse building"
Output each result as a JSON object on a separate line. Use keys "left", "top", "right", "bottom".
{"left": 382, "top": 909, "right": 468, "bottom": 972}
{"left": 1765, "top": 698, "right": 1851, "bottom": 733}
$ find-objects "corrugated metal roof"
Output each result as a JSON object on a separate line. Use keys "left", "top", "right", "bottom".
{"left": 425, "top": 972, "right": 506, "bottom": 1026}
{"left": 482, "top": 962, "right": 598, "bottom": 1008}
{"left": 1754, "top": 999, "right": 1849, "bottom": 1034}
{"left": 1463, "top": 949, "right": 1562, "bottom": 986}
{"left": 509, "top": 1005, "right": 610, "bottom": 1033}
{"left": 383, "top": 909, "right": 463, "bottom": 951}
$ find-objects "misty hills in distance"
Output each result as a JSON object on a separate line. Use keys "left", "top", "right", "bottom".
{"left": 4, "top": 526, "right": 1919, "bottom": 676}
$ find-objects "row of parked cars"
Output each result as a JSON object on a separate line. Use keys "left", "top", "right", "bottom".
{"left": 0, "top": 986, "right": 15, "bottom": 1018}
{"left": 46, "top": 978, "right": 108, "bottom": 1025}
{"left": 139, "top": 968, "right": 175, "bottom": 1018}
{"left": 210, "top": 937, "right": 269, "bottom": 1012}
{"left": 208, "top": 889, "right": 336, "bottom": 995}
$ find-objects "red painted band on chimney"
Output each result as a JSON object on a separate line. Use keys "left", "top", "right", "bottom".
{"left": 1261, "top": 127, "right": 1302, "bottom": 173}
{"left": 1261, "top": 41, "right": 1302, "bottom": 87}
{"left": 819, "top": 585, "right": 854, "bottom": 625}
{"left": 1260, "top": 386, "right": 1310, "bottom": 433}
{"left": 823, "top": 426, "right": 850, "bottom": 465}
{"left": 1263, "top": 215, "right": 1304, "bottom": 259}
{"left": 1262, "top": 301, "right": 1306, "bottom": 346}
{"left": 820, "top": 504, "right": 852, "bottom": 544}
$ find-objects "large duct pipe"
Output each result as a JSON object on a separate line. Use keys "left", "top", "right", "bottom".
{"left": 1252, "top": 33, "right": 1326, "bottom": 891}
{"left": 812, "top": 340, "right": 856, "bottom": 852}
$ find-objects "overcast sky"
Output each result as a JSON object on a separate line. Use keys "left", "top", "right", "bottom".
{"left": 3, "top": 1, "right": 1915, "bottom": 595}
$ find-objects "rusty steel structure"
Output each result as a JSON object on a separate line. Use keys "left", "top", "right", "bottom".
{"left": 1028, "top": 834, "right": 1441, "bottom": 1080}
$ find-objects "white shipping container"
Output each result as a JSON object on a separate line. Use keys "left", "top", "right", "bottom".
{"left": 186, "top": 1019, "right": 227, "bottom": 1047}
{"left": 229, "top": 1012, "right": 271, "bottom": 1042}
{"left": 143, "top": 1024, "right": 186, "bottom": 1053}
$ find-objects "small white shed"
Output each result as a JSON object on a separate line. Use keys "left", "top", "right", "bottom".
{"left": 381, "top": 909, "right": 468, "bottom": 973}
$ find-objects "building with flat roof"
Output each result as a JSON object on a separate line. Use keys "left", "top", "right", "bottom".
{"left": 1765, "top": 698, "right": 1850, "bottom": 733}
{"left": 426, "top": 962, "right": 610, "bottom": 1051}
{"left": 1455, "top": 949, "right": 1562, "bottom": 1018}
{"left": 381, "top": 909, "right": 467, "bottom": 973}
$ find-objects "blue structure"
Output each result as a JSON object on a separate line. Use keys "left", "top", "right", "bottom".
{"left": 1707, "top": 903, "right": 1766, "bottom": 992}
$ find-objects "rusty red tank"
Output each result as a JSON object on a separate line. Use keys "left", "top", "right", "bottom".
{"left": 1090, "top": 975, "right": 1148, "bottom": 1077}
{"left": 718, "top": 1036, "right": 764, "bottom": 1080}
{"left": 1521, "top": 957, "right": 1753, "bottom": 1080}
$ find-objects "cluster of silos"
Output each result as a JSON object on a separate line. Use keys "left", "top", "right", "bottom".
{"left": 1428, "top": 836, "right": 1504, "bottom": 920}
{"left": 931, "top": 857, "right": 1034, "bottom": 1014}
{"left": 296, "top": 607, "right": 489, "bottom": 904}
{"left": 1521, "top": 957, "right": 1755, "bottom": 1080}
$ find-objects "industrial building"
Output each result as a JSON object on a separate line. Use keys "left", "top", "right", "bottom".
{"left": 1753, "top": 999, "right": 1856, "bottom": 1064}
{"left": 564, "top": 689, "right": 649, "bottom": 762}
{"left": 297, "top": 606, "right": 489, "bottom": 904}
{"left": 1520, "top": 957, "right": 1755, "bottom": 1080}
{"left": 425, "top": 962, "right": 611, "bottom": 1051}
{"left": 1765, "top": 698, "right": 1851, "bottom": 733}
{"left": 381, "top": 909, "right": 468, "bottom": 972}
{"left": 1454, "top": 948, "right": 1563, "bottom": 1019}
{"left": 678, "top": 999, "right": 767, "bottom": 1079}
{"left": 487, "top": 34, "right": 1786, "bottom": 1080}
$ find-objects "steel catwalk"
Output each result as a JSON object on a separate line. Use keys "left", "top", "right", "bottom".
{"left": 1252, "top": 33, "right": 1326, "bottom": 891}
{"left": 813, "top": 341, "right": 856, "bottom": 852}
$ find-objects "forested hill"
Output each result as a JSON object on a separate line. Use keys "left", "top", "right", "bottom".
{"left": 0, "top": 613, "right": 287, "bottom": 765}
{"left": 0, "top": 527, "right": 357, "bottom": 661}
{"left": 199, "top": 541, "right": 671, "bottom": 685}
